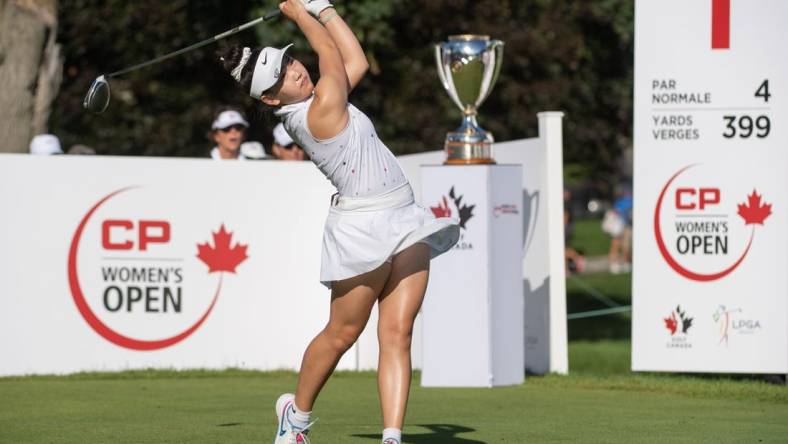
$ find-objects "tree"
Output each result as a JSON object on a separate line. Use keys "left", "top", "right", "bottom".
{"left": 0, "top": 0, "right": 62, "bottom": 153}
{"left": 253, "top": 0, "right": 634, "bottom": 183}
{"left": 50, "top": 0, "right": 634, "bottom": 184}
{"left": 52, "top": 0, "right": 261, "bottom": 157}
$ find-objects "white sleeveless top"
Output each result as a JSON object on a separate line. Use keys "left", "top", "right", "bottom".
{"left": 275, "top": 95, "right": 408, "bottom": 198}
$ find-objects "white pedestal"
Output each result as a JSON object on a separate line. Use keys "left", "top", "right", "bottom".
{"left": 420, "top": 164, "right": 524, "bottom": 387}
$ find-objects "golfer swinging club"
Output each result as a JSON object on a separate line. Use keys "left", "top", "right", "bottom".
{"left": 218, "top": 1, "right": 459, "bottom": 443}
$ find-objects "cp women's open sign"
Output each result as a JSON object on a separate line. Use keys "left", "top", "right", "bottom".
{"left": 632, "top": 0, "right": 787, "bottom": 374}
{"left": 68, "top": 187, "right": 248, "bottom": 351}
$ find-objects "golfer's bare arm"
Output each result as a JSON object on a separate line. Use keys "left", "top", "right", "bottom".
{"left": 281, "top": 0, "right": 349, "bottom": 140}
{"left": 319, "top": 8, "right": 369, "bottom": 90}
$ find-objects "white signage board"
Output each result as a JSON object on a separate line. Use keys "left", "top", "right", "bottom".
{"left": 0, "top": 155, "right": 343, "bottom": 376}
{"left": 633, "top": 0, "right": 788, "bottom": 373}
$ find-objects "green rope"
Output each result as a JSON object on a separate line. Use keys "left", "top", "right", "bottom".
{"left": 567, "top": 305, "right": 631, "bottom": 320}
{"left": 568, "top": 275, "right": 622, "bottom": 308}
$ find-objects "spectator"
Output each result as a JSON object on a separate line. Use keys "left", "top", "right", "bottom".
{"left": 564, "top": 189, "right": 585, "bottom": 274}
{"left": 271, "top": 122, "right": 306, "bottom": 161}
{"left": 208, "top": 108, "right": 256, "bottom": 160}
{"left": 240, "top": 141, "right": 267, "bottom": 159}
{"left": 67, "top": 144, "right": 96, "bottom": 155}
{"left": 604, "top": 183, "right": 633, "bottom": 274}
{"left": 29, "top": 134, "right": 63, "bottom": 155}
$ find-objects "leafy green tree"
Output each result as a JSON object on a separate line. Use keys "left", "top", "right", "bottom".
{"left": 52, "top": 0, "right": 634, "bottom": 184}
{"left": 53, "top": 0, "right": 262, "bottom": 157}
{"left": 252, "top": 0, "right": 634, "bottom": 183}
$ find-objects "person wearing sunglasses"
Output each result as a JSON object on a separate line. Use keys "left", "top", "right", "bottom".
{"left": 271, "top": 122, "right": 306, "bottom": 161}
{"left": 208, "top": 108, "right": 252, "bottom": 160}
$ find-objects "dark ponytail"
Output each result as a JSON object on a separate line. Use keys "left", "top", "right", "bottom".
{"left": 217, "top": 45, "right": 262, "bottom": 95}
{"left": 217, "top": 45, "right": 288, "bottom": 99}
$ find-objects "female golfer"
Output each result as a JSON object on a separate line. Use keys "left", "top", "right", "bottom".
{"left": 219, "top": 1, "right": 459, "bottom": 443}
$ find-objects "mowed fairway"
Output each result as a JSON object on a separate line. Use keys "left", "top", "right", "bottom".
{"left": 2, "top": 342, "right": 787, "bottom": 443}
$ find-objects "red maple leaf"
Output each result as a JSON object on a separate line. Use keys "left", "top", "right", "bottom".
{"left": 430, "top": 196, "right": 452, "bottom": 218}
{"left": 196, "top": 225, "right": 248, "bottom": 273}
{"left": 737, "top": 190, "right": 772, "bottom": 225}
{"left": 663, "top": 312, "right": 678, "bottom": 335}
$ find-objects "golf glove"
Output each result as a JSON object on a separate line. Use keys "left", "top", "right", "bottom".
{"left": 302, "top": 0, "right": 333, "bottom": 18}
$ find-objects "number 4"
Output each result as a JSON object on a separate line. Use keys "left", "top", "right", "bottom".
{"left": 755, "top": 80, "right": 770, "bottom": 102}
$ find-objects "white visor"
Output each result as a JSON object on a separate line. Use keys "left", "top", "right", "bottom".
{"left": 212, "top": 110, "right": 249, "bottom": 130}
{"left": 249, "top": 44, "right": 294, "bottom": 99}
{"left": 29, "top": 134, "right": 63, "bottom": 155}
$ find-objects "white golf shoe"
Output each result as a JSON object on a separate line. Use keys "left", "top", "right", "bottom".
{"left": 273, "top": 393, "right": 313, "bottom": 444}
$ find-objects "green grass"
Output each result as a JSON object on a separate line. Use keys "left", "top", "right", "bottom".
{"left": 5, "top": 274, "right": 783, "bottom": 442}
{"left": 569, "top": 218, "right": 610, "bottom": 256}
{"left": 2, "top": 340, "right": 787, "bottom": 443}
{"left": 569, "top": 339, "right": 633, "bottom": 376}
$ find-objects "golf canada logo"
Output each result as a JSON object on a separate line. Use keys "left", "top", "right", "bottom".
{"left": 712, "top": 305, "right": 762, "bottom": 347}
{"left": 68, "top": 187, "right": 249, "bottom": 350}
{"left": 664, "top": 305, "right": 693, "bottom": 349}
{"left": 653, "top": 164, "right": 772, "bottom": 281}
{"left": 430, "top": 186, "right": 475, "bottom": 250}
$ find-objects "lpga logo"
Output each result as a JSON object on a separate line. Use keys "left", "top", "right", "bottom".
{"left": 713, "top": 305, "right": 762, "bottom": 347}
{"left": 68, "top": 187, "right": 248, "bottom": 351}
{"left": 653, "top": 165, "right": 772, "bottom": 282}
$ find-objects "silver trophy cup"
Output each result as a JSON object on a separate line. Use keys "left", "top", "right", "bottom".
{"left": 435, "top": 35, "right": 504, "bottom": 164}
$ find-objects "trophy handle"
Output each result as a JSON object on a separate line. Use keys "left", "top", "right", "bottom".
{"left": 434, "top": 44, "right": 467, "bottom": 113}
{"left": 475, "top": 41, "right": 504, "bottom": 109}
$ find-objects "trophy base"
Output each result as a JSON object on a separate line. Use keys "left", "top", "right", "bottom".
{"left": 444, "top": 157, "right": 496, "bottom": 165}
{"left": 443, "top": 138, "right": 495, "bottom": 165}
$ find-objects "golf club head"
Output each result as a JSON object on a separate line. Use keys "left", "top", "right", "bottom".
{"left": 83, "top": 75, "right": 110, "bottom": 114}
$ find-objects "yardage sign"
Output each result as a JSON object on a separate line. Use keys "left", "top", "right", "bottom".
{"left": 633, "top": 0, "right": 788, "bottom": 373}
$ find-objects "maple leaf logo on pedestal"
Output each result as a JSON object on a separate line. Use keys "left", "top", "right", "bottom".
{"left": 737, "top": 190, "right": 772, "bottom": 225}
{"left": 197, "top": 225, "right": 249, "bottom": 273}
{"left": 430, "top": 186, "right": 475, "bottom": 229}
{"left": 430, "top": 196, "right": 452, "bottom": 218}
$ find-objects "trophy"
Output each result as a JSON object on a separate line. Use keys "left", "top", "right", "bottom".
{"left": 435, "top": 35, "right": 504, "bottom": 164}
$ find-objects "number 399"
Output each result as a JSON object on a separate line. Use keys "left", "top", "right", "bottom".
{"left": 722, "top": 115, "right": 770, "bottom": 139}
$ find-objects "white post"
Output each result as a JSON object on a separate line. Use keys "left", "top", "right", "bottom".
{"left": 538, "top": 111, "right": 569, "bottom": 374}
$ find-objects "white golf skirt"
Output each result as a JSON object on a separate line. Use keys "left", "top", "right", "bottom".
{"left": 320, "top": 183, "right": 460, "bottom": 288}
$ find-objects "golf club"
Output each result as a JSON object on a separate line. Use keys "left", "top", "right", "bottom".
{"left": 84, "top": 8, "right": 282, "bottom": 114}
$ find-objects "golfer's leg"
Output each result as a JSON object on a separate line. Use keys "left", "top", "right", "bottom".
{"left": 294, "top": 263, "right": 391, "bottom": 411}
{"left": 377, "top": 243, "right": 430, "bottom": 429}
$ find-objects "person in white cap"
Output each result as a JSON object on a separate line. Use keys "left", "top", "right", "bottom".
{"left": 218, "top": 2, "right": 459, "bottom": 444}
{"left": 29, "top": 134, "right": 63, "bottom": 155}
{"left": 271, "top": 122, "right": 305, "bottom": 161}
{"left": 208, "top": 107, "right": 251, "bottom": 160}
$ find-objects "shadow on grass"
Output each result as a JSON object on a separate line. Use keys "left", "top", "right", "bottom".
{"left": 353, "top": 424, "right": 485, "bottom": 443}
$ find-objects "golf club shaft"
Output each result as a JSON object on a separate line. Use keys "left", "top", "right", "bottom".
{"left": 107, "top": 8, "right": 281, "bottom": 78}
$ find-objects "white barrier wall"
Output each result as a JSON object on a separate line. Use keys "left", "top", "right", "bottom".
{"left": 633, "top": 0, "right": 788, "bottom": 373}
{"left": 0, "top": 113, "right": 565, "bottom": 376}
{"left": 395, "top": 112, "right": 568, "bottom": 375}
